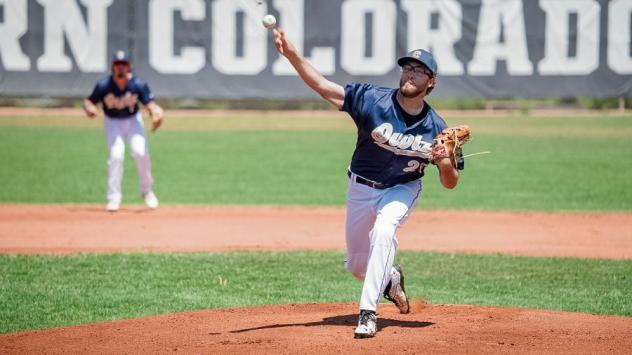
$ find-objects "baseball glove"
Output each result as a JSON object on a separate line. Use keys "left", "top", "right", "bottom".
{"left": 431, "top": 125, "right": 471, "bottom": 169}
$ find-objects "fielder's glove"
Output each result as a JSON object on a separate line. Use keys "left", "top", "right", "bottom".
{"left": 431, "top": 125, "right": 471, "bottom": 170}
{"left": 148, "top": 105, "right": 164, "bottom": 132}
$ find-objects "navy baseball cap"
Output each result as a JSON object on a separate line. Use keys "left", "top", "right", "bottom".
{"left": 111, "top": 50, "right": 131, "bottom": 64}
{"left": 397, "top": 49, "right": 437, "bottom": 76}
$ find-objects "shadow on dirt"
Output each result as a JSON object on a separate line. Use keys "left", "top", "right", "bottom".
{"left": 230, "top": 314, "right": 434, "bottom": 333}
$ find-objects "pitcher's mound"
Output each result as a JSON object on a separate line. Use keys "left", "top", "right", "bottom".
{"left": 2, "top": 303, "right": 631, "bottom": 354}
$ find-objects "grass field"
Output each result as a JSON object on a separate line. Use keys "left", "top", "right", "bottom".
{"left": 0, "top": 112, "right": 631, "bottom": 211}
{"left": 1, "top": 110, "right": 631, "bottom": 334}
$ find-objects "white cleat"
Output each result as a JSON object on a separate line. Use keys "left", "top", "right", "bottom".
{"left": 143, "top": 191, "right": 159, "bottom": 209}
{"left": 106, "top": 200, "right": 120, "bottom": 212}
{"left": 384, "top": 265, "right": 410, "bottom": 314}
{"left": 354, "top": 310, "right": 377, "bottom": 339}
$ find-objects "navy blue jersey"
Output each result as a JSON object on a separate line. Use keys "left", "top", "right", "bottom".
{"left": 341, "top": 83, "right": 448, "bottom": 185}
{"left": 87, "top": 76, "right": 155, "bottom": 118}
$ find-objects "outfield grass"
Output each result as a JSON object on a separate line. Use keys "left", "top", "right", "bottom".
{"left": 0, "top": 114, "right": 631, "bottom": 211}
{"left": 1, "top": 251, "right": 630, "bottom": 334}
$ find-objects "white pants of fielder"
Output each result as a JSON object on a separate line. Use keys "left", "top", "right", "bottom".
{"left": 104, "top": 113, "right": 154, "bottom": 203}
{"left": 344, "top": 171, "right": 422, "bottom": 312}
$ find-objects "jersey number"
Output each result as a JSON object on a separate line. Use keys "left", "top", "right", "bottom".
{"left": 403, "top": 160, "right": 421, "bottom": 173}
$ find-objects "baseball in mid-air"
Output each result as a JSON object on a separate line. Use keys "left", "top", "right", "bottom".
{"left": 262, "top": 14, "right": 276, "bottom": 29}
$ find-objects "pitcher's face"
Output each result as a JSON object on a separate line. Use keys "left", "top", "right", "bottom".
{"left": 399, "top": 62, "right": 435, "bottom": 98}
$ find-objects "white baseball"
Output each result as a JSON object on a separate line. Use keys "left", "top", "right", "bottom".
{"left": 262, "top": 14, "right": 276, "bottom": 29}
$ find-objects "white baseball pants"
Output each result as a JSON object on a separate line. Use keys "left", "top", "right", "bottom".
{"left": 104, "top": 113, "right": 154, "bottom": 203}
{"left": 344, "top": 171, "right": 422, "bottom": 312}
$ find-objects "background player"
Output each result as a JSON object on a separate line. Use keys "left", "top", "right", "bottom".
{"left": 83, "top": 50, "right": 164, "bottom": 212}
{"left": 271, "top": 28, "right": 460, "bottom": 338}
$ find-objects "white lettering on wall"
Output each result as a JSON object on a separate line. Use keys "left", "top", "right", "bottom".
{"left": 149, "top": 0, "right": 206, "bottom": 74}
{"left": 608, "top": 0, "right": 632, "bottom": 74}
{"left": 0, "top": 0, "right": 30, "bottom": 71}
{"left": 467, "top": 0, "right": 533, "bottom": 75}
{"left": 272, "top": 0, "right": 335, "bottom": 75}
{"left": 401, "top": 0, "right": 464, "bottom": 75}
{"left": 36, "top": 0, "right": 113, "bottom": 72}
{"left": 341, "top": 0, "right": 396, "bottom": 75}
{"left": 538, "top": 0, "right": 600, "bottom": 75}
{"left": 212, "top": 0, "right": 266, "bottom": 75}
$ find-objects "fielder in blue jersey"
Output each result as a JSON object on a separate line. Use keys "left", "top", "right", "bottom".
{"left": 272, "top": 29, "right": 460, "bottom": 338}
{"left": 83, "top": 50, "right": 164, "bottom": 212}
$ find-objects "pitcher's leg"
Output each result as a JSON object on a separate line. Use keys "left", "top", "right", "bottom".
{"left": 358, "top": 181, "right": 422, "bottom": 312}
{"left": 344, "top": 177, "right": 377, "bottom": 280}
{"left": 358, "top": 214, "right": 399, "bottom": 312}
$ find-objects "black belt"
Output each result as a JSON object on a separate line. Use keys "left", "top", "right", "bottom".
{"left": 347, "top": 171, "right": 393, "bottom": 189}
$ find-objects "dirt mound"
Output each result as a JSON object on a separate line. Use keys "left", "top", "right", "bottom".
{"left": 2, "top": 303, "right": 630, "bottom": 354}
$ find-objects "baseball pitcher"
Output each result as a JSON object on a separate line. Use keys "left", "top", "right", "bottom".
{"left": 83, "top": 50, "right": 164, "bottom": 212}
{"left": 272, "top": 29, "right": 467, "bottom": 338}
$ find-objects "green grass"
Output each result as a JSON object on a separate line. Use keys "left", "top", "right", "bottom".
{"left": 0, "top": 115, "right": 631, "bottom": 211}
{"left": 1, "top": 251, "right": 630, "bottom": 334}
{"left": 423, "top": 133, "right": 632, "bottom": 211}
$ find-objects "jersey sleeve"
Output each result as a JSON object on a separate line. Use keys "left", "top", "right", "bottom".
{"left": 87, "top": 81, "right": 106, "bottom": 104}
{"left": 137, "top": 79, "right": 156, "bottom": 105}
{"left": 340, "top": 83, "right": 373, "bottom": 124}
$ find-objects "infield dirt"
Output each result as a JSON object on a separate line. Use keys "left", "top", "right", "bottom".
{"left": 1, "top": 205, "right": 630, "bottom": 258}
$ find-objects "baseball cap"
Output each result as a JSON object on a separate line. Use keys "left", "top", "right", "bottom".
{"left": 111, "top": 50, "right": 131, "bottom": 64}
{"left": 397, "top": 49, "right": 437, "bottom": 76}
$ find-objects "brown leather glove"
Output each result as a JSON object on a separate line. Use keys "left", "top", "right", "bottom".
{"left": 431, "top": 125, "right": 471, "bottom": 169}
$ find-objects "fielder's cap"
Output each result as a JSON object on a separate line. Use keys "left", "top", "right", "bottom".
{"left": 397, "top": 49, "right": 437, "bottom": 76}
{"left": 111, "top": 50, "right": 131, "bottom": 64}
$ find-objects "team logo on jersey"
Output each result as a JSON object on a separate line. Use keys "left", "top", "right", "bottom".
{"left": 104, "top": 92, "right": 139, "bottom": 113}
{"left": 371, "top": 123, "right": 432, "bottom": 158}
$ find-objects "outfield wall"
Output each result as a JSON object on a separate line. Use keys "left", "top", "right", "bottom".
{"left": 0, "top": 0, "right": 631, "bottom": 99}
